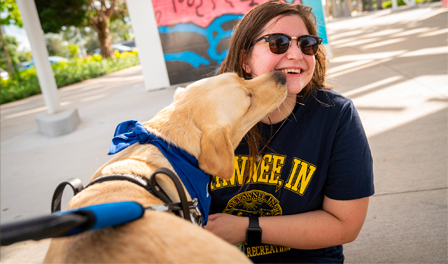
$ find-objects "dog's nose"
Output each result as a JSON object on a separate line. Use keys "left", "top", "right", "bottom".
{"left": 272, "top": 71, "right": 287, "bottom": 85}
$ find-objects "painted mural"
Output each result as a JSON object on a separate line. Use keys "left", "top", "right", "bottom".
{"left": 151, "top": 0, "right": 330, "bottom": 84}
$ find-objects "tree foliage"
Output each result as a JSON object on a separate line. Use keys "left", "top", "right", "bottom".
{"left": 0, "top": 0, "right": 22, "bottom": 27}
{"left": 0, "top": 35, "right": 20, "bottom": 68}
{"left": 34, "top": 0, "right": 129, "bottom": 59}
{"left": 0, "top": 35, "right": 31, "bottom": 73}
{"left": 1, "top": 0, "right": 23, "bottom": 78}
{"left": 44, "top": 34, "right": 68, "bottom": 57}
{"left": 61, "top": 26, "right": 100, "bottom": 54}
{"left": 35, "top": 0, "right": 87, "bottom": 33}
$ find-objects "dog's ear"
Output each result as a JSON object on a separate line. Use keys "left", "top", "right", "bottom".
{"left": 174, "top": 87, "right": 186, "bottom": 101}
{"left": 198, "top": 125, "right": 234, "bottom": 180}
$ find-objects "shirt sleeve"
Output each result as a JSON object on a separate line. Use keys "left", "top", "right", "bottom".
{"left": 324, "top": 99, "right": 375, "bottom": 200}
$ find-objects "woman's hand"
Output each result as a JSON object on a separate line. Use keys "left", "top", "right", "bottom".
{"left": 204, "top": 213, "right": 249, "bottom": 245}
{"left": 205, "top": 196, "right": 369, "bottom": 249}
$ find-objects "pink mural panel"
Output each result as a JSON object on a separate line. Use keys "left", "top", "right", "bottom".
{"left": 151, "top": 0, "right": 303, "bottom": 84}
{"left": 153, "top": 0, "right": 301, "bottom": 27}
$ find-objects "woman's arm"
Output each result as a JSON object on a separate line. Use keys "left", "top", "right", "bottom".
{"left": 205, "top": 196, "right": 369, "bottom": 250}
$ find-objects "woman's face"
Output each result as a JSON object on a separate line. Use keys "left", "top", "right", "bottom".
{"left": 245, "top": 15, "right": 316, "bottom": 95}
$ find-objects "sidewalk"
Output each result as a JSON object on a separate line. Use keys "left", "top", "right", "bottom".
{"left": 326, "top": 3, "right": 447, "bottom": 263}
{"left": 1, "top": 3, "right": 447, "bottom": 263}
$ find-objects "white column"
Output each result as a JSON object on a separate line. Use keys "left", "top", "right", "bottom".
{"left": 392, "top": 0, "right": 398, "bottom": 10}
{"left": 126, "top": 0, "right": 170, "bottom": 90}
{"left": 16, "top": 0, "right": 61, "bottom": 115}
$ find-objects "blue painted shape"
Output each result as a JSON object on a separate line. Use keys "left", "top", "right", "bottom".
{"left": 164, "top": 52, "right": 210, "bottom": 68}
{"left": 159, "top": 14, "right": 242, "bottom": 68}
{"left": 302, "top": 0, "right": 329, "bottom": 44}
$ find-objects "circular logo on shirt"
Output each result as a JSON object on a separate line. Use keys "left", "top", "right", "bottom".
{"left": 223, "top": 190, "right": 282, "bottom": 217}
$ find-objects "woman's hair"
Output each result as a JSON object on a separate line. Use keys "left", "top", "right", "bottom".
{"left": 217, "top": 0, "right": 328, "bottom": 94}
{"left": 216, "top": 0, "right": 331, "bottom": 186}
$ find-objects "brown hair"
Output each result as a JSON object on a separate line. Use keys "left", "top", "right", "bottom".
{"left": 217, "top": 0, "right": 331, "bottom": 185}
{"left": 217, "top": 0, "right": 328, "bottom": 92}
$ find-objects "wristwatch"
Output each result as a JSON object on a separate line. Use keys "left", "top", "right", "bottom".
{"left": 245, "top": 216, "right": 262, "bottom": 245}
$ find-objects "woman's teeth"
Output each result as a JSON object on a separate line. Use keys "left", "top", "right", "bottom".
{"left": 282, "top": 69, "right": 301, "bottom": 74}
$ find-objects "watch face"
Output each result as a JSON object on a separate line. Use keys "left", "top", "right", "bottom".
{"left": 246, "top": 228, "right": 262, "bottom": 245}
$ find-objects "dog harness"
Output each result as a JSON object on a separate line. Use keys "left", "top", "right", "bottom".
{"left": 107, "top": 120, "right": 212, "bottom": 226}
{"left": 1, "top": 121, "right": 213, "bottom": 246}
{"left": 1, "top": 166, "right": 203, "bottom": 246}
{"left": 50, "top": 167, "right": 203, "bottom": 225}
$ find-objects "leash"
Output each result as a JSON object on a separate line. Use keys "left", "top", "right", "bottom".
{"left": 1, "top": 168, "right": 202, "bottom": 246}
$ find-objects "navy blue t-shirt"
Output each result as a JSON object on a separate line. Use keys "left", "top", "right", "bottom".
{"left": 209, "top": 88, "right": 374, "bottom": 263}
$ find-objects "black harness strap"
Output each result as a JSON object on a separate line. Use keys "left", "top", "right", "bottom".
{"left": 1, "top": 168, "right": 202, "bottom": 246}
{"left": 50, "top": 168, "right": 193, "bottom": 223}
{"left": 149, "top": 168, "right": 191, "bottom": 222}
{"left": 51, "top": 178, "right": 83, "bottom": 213}
{"left": 85, "top": 174, "right": 155, "bottom": 195}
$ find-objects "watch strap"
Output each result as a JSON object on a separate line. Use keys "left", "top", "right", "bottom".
{"left": 246, "top": 215, "right": 262, "bottom": 245}
{"left": 248, "top": 215, "right": 259, "bottom": 228}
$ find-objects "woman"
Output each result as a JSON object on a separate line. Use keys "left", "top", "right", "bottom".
{"left": 204, "top": 1, "right": 374, "bottom": 263}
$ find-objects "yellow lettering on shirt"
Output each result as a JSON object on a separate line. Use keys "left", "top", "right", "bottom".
{"left": 211, "top": 154, "right": 287, "bottom": 192}
{"left": 245, "top": 244, "right": 291, "bottom": 257}
{"left": 284, "top": 158, "right": 316, "bottom": 195}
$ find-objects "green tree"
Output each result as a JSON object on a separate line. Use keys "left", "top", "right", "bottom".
{"left": 0, "top": 0, "right": 22, "bottom": 78}
{"left": 83, "top": 31, "right": 100, "bottom": 54}
{"left": 16, "top": 49, "right": 31, "bottom": 62}
{"left": 109, "top": 18, "right": 133, "bottom": 43}
{"left": 44, "top": 34, "right": 68, "bottom": 57}
{"left": 0, "top": 0, "right": 22, "bottom": 26}
{"left": 0, "top": 35, "right": 28, "bottom": 76}
{"left": 35, "top": 0, "right": 129, "bottom": 59}
{"left": 0, "top": 35, "right": 18, "bottom": 66}
{"left": 61, "top": 26, "right": 99, "bottom": 55}
{"left": 67, "top": 44, "right": 79, "bottom": 58}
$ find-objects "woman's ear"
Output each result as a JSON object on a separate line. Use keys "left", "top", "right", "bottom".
{"left": 240, "top": 50, "right": 252, "bottom": 74}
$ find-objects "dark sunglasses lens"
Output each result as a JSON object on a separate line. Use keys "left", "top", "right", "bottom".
{"left": 269, "top": 35, "right": 290, "bottom": 54}
{"left": 300, "top": 36, "right": 319, "bottom": 56}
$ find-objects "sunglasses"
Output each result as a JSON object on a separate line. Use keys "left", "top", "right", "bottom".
{"left": 252, "top": 33, "right": 322, "bottom": 56}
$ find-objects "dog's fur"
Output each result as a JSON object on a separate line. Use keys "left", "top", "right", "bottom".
{"left": 44, "top": 72, "right": 287, "bottom": 263}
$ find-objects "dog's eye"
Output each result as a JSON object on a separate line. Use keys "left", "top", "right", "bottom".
{"left": 248, "top": 92, "right": 253, "bottom": 98}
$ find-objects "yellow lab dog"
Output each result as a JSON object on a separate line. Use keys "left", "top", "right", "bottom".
{"left": 44, "top": 72, "right": 287, "bottom": 263}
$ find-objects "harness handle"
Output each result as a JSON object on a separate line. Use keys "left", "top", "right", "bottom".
{"left": 51, "top": 178, "right": 83, "bottom": 213}
{"left": 149, "top": 168, "right": 191, "bottom": 222}
{"left": 1, "top": 201, "right": 144, "bottom": 246}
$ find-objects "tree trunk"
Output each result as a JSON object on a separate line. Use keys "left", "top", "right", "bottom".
{"left": 330, "top": 0, "right": 340, "bottom": 17}
{"left": 342, "top": 0, "right": 352, "bottom": 17}
{"left": 94, "top": 21, "right": 114, "bottom": 59}
{"left": 367, "top": 0, "right": 374, "bottom": 11}
{"left": 357, "top": 0, "right": 362, "bottom": 12}
{"left": 89, "top": 0, "right": 115, "bottom": 59}
{"left": 377, "top": 0, "right": 383, "bottom": 10}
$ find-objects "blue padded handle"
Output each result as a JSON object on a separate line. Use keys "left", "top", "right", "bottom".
{"left": 58, "top": 201, "right": 145, "bottom": 235}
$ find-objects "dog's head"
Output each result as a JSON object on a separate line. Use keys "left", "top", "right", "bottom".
{"left": 152, "top": 72, "right": 287, "bottom": 180}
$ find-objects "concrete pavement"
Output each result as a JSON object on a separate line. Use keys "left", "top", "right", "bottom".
{"left": 326, "top": 3, "right": 447, "bottom": 263}
{"left": 1, "top": 3, "right": 447, "bottom": 263}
